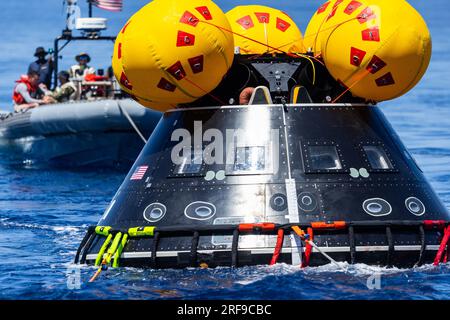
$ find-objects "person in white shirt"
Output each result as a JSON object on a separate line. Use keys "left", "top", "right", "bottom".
{"left": 69, "top": 53, "right": 95, "bottom": 79}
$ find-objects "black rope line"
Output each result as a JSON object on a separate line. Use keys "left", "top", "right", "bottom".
{"left": 80, "top": 232, "right": 97, "bottom": 264}
{"left": 386, "top": 226, "right": 394, "bottom": 267}
{"left": 416, "top": 225, "right": 426, "bottom": 267}
{"left": 151, "top": 231, "right": 160, "bottom": 269}
{"left": 231, "top": 229, "right": 240, "bottom": 268}
{"left": 74, "top": 226, "right": 94, "bottom": 264}
{"left": 190, "top": 231, "right": 200, "bottom": 268}
{"left": 348, "top": 225, "right": 356, "bottom": 265}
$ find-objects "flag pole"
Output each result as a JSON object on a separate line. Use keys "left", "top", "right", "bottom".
{"left": 88, "top": 0, "right": 93, "bottom": 17}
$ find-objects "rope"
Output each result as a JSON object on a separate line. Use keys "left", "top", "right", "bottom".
{"left": 434, "top": 225, "right": 450, "bottom": 266}
{"left": 291, "top": 226, "right": 346, "bottom": 271}
{"left": 89, "top": 232, "right": 123, "bottom": 282}
{"left": 348, "top": 225, "right": 356, "bottom": 264}
{"left": 415, "top": 225, "right": 426, "bottom": 267}
{"left": 301, "top": 227, "right": 314, "bottom": 268}
{"left": 182, "top": 77, "right": 227, "bottom": 106}
{"left": 331, "top": 69, "right": 371, "bottom": 103}
{"left": 190, "top": 231, "right": 200, "bottom": 267}
{"left": 117, "top": 101, "right": 147, "bottom": 144}
{"left": 151, "top": 231, "right": 160, "bottom": 268}
{"left": 231, "top": 228, "right": 240, "bottom": 267}
{"left": 74, "top": 226, "right": 94, "bottom": 264}
{"left": 386, "top": 226, "right": 394, "bottom": 267}
{"left": 270, "top": 228, "right": 285, "bottom": 265}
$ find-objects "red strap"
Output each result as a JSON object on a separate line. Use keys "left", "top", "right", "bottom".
{"left": 301, "top": 227, "right": 314, "bottom": 268}
{"left": 270, "top": 229, "right": 285, "bottom": 265}
{"left": 311, "top": 221, "right": 346, "bottom": 229}
{"left": 434, "top": 226, "right": 450, "bottom": 266}
{"left": 238, "top": 223, "right": 275, "bottom": 232}
{"left": 424, "top": 220, "right": 446, "bottom": 229}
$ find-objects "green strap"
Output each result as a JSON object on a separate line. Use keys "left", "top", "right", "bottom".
{"left": 113, "top": 234, "right": 128, "bottom": 268}
{"left": 94, "top": 233, "right": 113, "bottom": 266}
{"left": 105, "top": 232, "right": 123, "bottom": 265}
{"left": 128, "top": 226, "right": 155, "bottom": 237}
{"left": 95, "top": 226, "right": 112, "bottom": 236}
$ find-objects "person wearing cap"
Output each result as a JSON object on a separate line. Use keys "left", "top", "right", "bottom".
{"left": 28, "top": 47, "right": 53, "bottom": 88}
{"left": 70, "top": 53, "right": 95, "bottom": 79}
{"left": 42, "top": 71, "right": 77, "bottom": 103}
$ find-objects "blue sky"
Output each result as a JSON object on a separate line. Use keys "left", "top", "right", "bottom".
{"left": 0, "top": 0, "right": 447, "bottom": 109}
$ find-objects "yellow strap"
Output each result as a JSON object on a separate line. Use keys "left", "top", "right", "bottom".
{"left": 105, "top": 232, "right": 123, "bottom": 265}
{"left": 94, "top": 233, "right": 113, "bottom": 266}
{"left": 113, "top": 234, "right": 128, "bottom": 268}
{"left": 292, "top": 226, "right": 306, "bottom": 239}
{"left": 291, "top": 86, "right": 300, "bottom": 104}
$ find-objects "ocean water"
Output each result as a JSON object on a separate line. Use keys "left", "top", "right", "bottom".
{"left": 0, "top": 0, "right": 450, "bottom": 300}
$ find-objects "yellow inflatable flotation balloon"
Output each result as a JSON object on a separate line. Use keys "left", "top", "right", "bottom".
{"left": 303, "top": 0, "right": 350, "bottom": 54}
{"left": 226, "top": 5, "right": 304, "bottom": 54}
{"left": 307, "top": 0, "right": 431, "bottom": 102}
{"left": 112, "top": 0, "right": 235, "bottom": 111}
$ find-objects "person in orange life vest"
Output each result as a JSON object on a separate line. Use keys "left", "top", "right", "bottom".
{"left": 12, "top": 70, "right": 49, "bottom": 112}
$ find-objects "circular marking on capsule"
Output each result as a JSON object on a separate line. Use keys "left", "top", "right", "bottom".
{"left": 362, "top": 198, "right": 392, "bottom": 217}
{"left": 185, "top": 201, "right": 216, "bottom": 220}
{"left": 204, "top": 171, "right": 215, "bottom": 181}
{"left": 143, "top": 202, "right": 167, "bottom": 222}
{"left": 350, "top": 168, "right": 360, "bottom": 178}
{"left": 215, "top": 170, "right": 226, "bottom": 181}
{"left": 270, "top": 193, "right": 288, "bottom": 211}
{"left": 405, "top": 197, "right": 425, "bottom": 216}
{"left": 359, "top": 168, "right": 370, "bottom": 178}
{"left": 297, "top": 192, "right": 318, "bottom": 212}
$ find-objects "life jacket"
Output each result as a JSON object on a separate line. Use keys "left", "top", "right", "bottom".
{"left": 12, "top": 75, "right": 36, "bottom": 105}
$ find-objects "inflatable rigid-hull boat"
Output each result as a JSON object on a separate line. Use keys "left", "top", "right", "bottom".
{"left": 0, "top": 99, "right": 161, "bottom": 168}
{"left": 77, "top": 103, "right": 450, "bottom": 268}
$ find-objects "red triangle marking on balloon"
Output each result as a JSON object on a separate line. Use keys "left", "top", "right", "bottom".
{"left": 362, "top": 27, "right": 380, "bottom": 42}
{"left": 236, "top": 15, "right": 254, "bottom": 30}
{"left": 180, "top": 11, "right": 199, "bottom": 27}
{"left": 188, "top": 55, "right": 204, "bottom": 74}
{"left": 327, "top": 7, "right": 338, "bottom": 21}
{"left": 121, "top": 21, "right": 131, "bottom": 34}
{"left": 366, "top": 55, "right": 386, "bottom": 74}
{"left": 276, "top": 17, "right": 291, "bottom": 32}
{"left": 375, "top": 72, "right": 395, "bottom": 86}
{"left": 255, "top": 12, "right": 270, "bottom": 23}
{"left": 344, "top": 1, "right": 363, "bottom": 15}
{"left": 358, "top": 7, "right": 376, "bottom": 23}
{"left": 317, "top": 2, "right": 331, "bottom": 14}
{"left": 120, "top": 72, "right": 132, "bottom": 90}
{"left": 176, "top": 31, "right": 196, "bottom": 47}
{"left": 195, "top": 6, "right": 212, "bottom": 20}
{"left": 350, "top": 47, "right": 366, "bottom": 66}
{"left": 333, "top": 0, "right": 344, "bottom": 9}
{"left": 166, "top": 61, "right": 186, "bottom": 81}
{"left": 157, "top": 77, "right": 176, "bottom": 92}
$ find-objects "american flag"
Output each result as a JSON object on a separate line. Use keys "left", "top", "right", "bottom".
{"left": 130, "top": 166, "right": 148, "bottom": 180}
{"left": 92, "top": 0, "right": 123, "bottom": 12}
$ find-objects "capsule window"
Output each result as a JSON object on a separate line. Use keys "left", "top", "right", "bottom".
{"left": 233, "top": 146, "right": 265, "bottom": 172}
{"left": 363, "top": 146, "right": 393, "bottom": 170}
{"left": 174, "top": 151, "right": 203, "bottom": 174}
{"left": 308, "top": 146, "right": 342, "bottom": 170}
